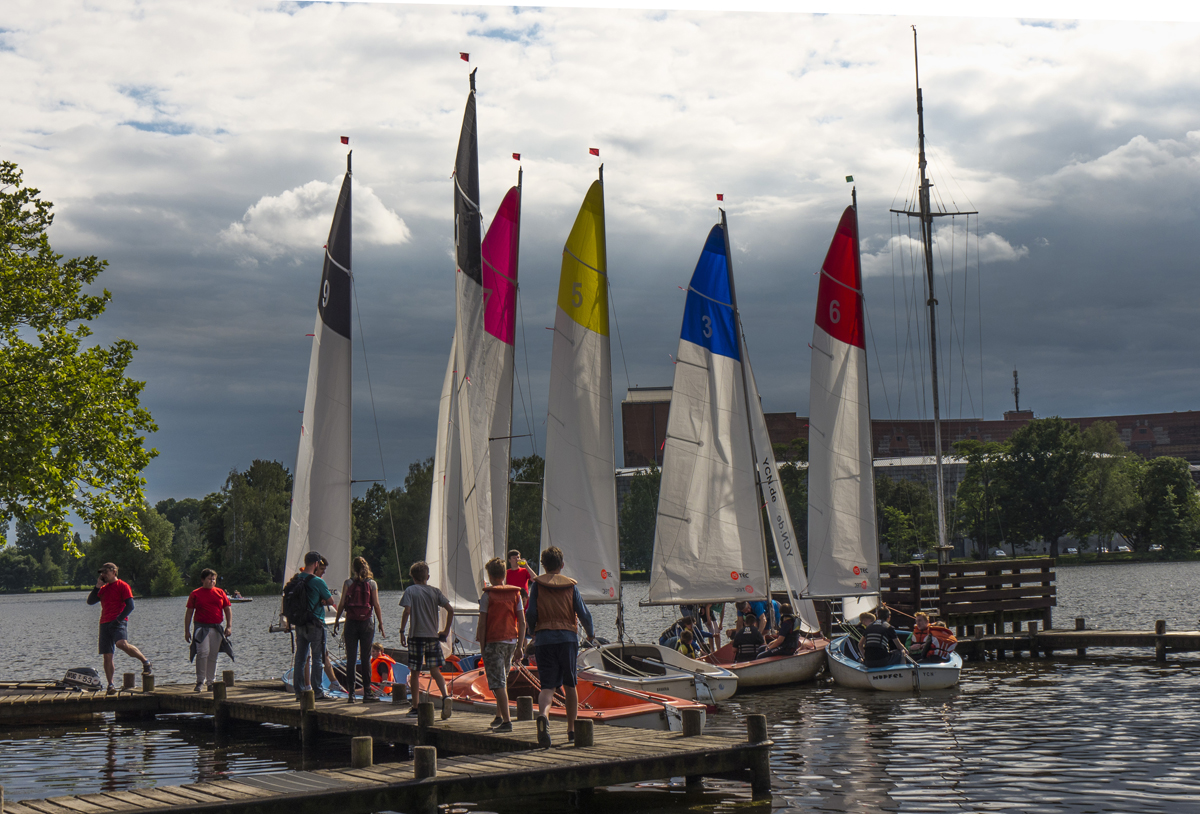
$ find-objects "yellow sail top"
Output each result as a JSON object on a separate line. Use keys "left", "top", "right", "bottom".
{"left": 556, "top": 180, "right": 608, "bottom": 337}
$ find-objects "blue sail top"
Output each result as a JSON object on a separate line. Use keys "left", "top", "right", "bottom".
{"left": 679, "top": 224, "right": 739, "bottom": 361}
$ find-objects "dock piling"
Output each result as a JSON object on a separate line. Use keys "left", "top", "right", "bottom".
{"left": 745, "top": 714, "right": 772, "bottom": 796}
{"left": 123, "top": 672, "right": 135, "bottom": 690}
{"left": 682, "top": 708, "right": 703, "bottom": 737}
{"left": 747, "top": 714, "right": 768, "bottom": 744}
{"left": 1027, "top": 621, "right": 1039, "bottom": 658}
{"left": 1076, "top": 617, "right": 1087, "bottom": 657}
{"left": 418, "top": 701, "right": 435, "bottom": 729}
{"left": 574, "top": 718, "right": 594, "bottom": 747}
{"left": 212, "top": 681, "right": 227, "bottom": 702}
{"left": 299, "top": 689, "right": 315, "bottom": 712}
{"left": 351, "top": 736, "right": 373, "bottom": 768}
{"left": 142, "top": 673, "right": 155, "bottom": 692}
{"left": 1156, "top": 620, "right": 1167, "bottom": 662}
{"left": 414, "top": 745, "right": 437, "bottom": 778}
{"left": 223, "top": 669, "right": 235, "bottom": 687}
{"left": 517, "top": 696, "right": 534, "bottom": 720}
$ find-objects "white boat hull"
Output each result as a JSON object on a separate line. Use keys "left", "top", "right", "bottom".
{"left": 577, "top": 643, "right": 738, "bottom": 702}
{"left": 826, "top": 634, "right": 961, "bottom": 691}
{"left": 707, "top": 639, "right": 828, "bottom": 688}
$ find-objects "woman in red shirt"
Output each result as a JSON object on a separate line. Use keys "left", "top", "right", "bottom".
{"left": 184, "top": 569, "right": 233, "bottom": 692}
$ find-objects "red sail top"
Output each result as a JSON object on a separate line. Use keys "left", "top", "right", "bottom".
{"left": 813, "top": 206, "right": 864, "bottom": 350}
{"left": 481, "top": 185, "right": 520, "bottom": 346}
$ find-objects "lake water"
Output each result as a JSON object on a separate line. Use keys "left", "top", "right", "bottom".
{"left": 2, "top": 561, "right": 1199, "bottom": 812}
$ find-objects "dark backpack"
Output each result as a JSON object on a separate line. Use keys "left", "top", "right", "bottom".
{"left": 282, "top": 573, "right": 315, "bottom": 626}
{"left": 345, "top": 579, "right": 372, "bottom": 621}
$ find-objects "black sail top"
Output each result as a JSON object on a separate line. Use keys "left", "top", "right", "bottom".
{"left": 318, "top": 169, "right": 352, "bottom": 339}
{"left": 454, "top": 77, "right": 482, "bottom": 286}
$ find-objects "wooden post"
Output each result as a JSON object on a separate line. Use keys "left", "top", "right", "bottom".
{"left": 745, "top": 715, "right": 771, "bottom": 796}
{"left": 393, "top": 684, "right": 408, "bottom": 704}
{"left": 995, "top": 611, "right": 1006, "bottom": 659}
{"left": 351, "top": 736, "right": 373, "bottom": 768}
{"left": 1075, "top": 617, "right": 1087, "bottom": 658}
{"left": 1027, "top": 621, "right": 1039, "bottom": 658}
{"left": 222, "top": 669, "right": 235, "bottom": 688}
{"left": 682, "top": 708, "right": 704, "bottom": 737}
{"left": 299, "top": 689, "right": 316, "bottom": 711}
{"left": 418, "top": 701, "right": 435, "bottom": 728}
{"left": 299, "top": 690, "right": 316, "bottom": 749}
{"left": 212, "top": 681, "right": 227, "bottom": 702}
{"left": 574, "top": 718, "right": 594, "bottom": 747}
{"left": 142, "top": 673, "right": 155, "bottom": 693}
{"left": 413, "top": 745, "right": 437, "bottom": 778}
{"left": 517, "top": 696, "right": 534, "bottom": 721}
{"left": 214, "top": 698, "right": 231, "bottom": 743}
{"left": 122, "top": 673, "right": 135, "bottom": 690}
{"left": 1155, "top": 620, "right": 1167, "bottom": 662}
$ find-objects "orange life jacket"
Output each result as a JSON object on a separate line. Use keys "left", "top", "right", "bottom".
{"left": 913, "top": 625, "right": 958, "bottom": 658}
{"left": 370, "top": 654, "right": 396, "bottom": 694}
{"left": 481, "top": 584, "right": 522, "bottom": 644}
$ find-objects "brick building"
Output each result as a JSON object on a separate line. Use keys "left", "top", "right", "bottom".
{"left": 620, "top": 386, "right": 1200, "bottom": 467}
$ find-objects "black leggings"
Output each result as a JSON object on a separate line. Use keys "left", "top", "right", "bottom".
{"left": 343, "top": 619, "right": 375, "bottom": 695}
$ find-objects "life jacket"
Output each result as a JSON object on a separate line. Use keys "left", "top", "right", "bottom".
{"left": 531, "top": 574, "right": 578, "bottom": 632}
{"left": 676, "top": 640, "right": 698, "bottom": 659}
{"left": 481, "top": 584, "right": 522, "bottom": 643}
{"left": 862, "top": 621, "right": 898, "bottom": 661}
{"left": 927, "top": 625, "right": 958, "bottom": 658}
{"left": 370, "top": 654, "right": 396, "bottom": 694}
{"left": 344, "top": 578, "right": 373, "bottom": 621}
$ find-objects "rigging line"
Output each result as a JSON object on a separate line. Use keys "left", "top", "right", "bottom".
{"left": 975, "top": 216, "right": 985, "bottom": 420}
{"left": 350, "top": 270, "right": 403, "bottom": 583}
{"left": 606, "top": 273, "right": 633, "bottom": 395}
{"left": 887, "top": 213, "right": 900, "bottom": 420}
{"left": 515, "top": 285, "right": 538, "bottom": 457}
{"left": 863, "top": 293, "right": 893, "bottom": 426}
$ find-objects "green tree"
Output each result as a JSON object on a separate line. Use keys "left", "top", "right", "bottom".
{"left": 218, "top": 460, "right": 292, "bottom": 585}
{"left": 351, "top": 457, "right": 433, "bottom": 588}
{"left": 1072, "top": 422, "right": 1139, "bottom": 552}
{"left": 772, "top": 437, "right": 808, "bottom": 464}
{"left": 776, "top": 461, "right": 808, "bottom": 566}
{"left": 84, "top": 505, "right": 177, "bottom": 595}
{"left": 994, "top": 417, "right": 1088, "bottom": 557}
{"left": 15, "top": 517, "right": 77, "bottom": 584}
{"left": 879, "top": 505, "right": 921, "bottom": 563}
{"left": 0, "top": 162, "right": 157, "bottom": 547}
{"left": 507, "top": 455, "right": 544, "bottom": 559}
{"left": 952, "top": 440, "right": 1007, "bottom": 557}
{"left": 0, "top": 545, "right": 36, "bottom": 591}
{"left": 619, "top": 466, "right": 660, "bottom": 571}
{"left": 1129, "top": 456, "right": 1200, "bottom": 554}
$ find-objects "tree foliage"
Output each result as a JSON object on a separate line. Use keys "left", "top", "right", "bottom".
{"left": 352, "top": 457, "right": 433, "bottom": 588}
{"left": 83, "top": 505, "right": 177, "bottom": 595}
{"left": 1072, "top": 422, "right": 1140, "bottom": 551}
{"left": 0, "top": 161, "right": 157, "bottom": 547}
{"left": 619, "top": 466, "right": 660, "bottom": 571}
{"left": 952, "top": 440, "right": 1007, "bottom": 557}
{"left": 875, "top": 475, "right": 936, "bottom": 559}
{"left": 506, "top": 455, "right": 544, "bottom": 560}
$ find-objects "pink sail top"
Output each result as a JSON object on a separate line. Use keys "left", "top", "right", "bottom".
{"left": 481, "top": 186, "right": 520, "bottom": 346}
{"left": 814, "top": 206, "right": 864, "bottom": 350}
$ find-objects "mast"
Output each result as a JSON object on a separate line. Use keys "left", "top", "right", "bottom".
{"left": 890, "top": 27, "right": 976, "bottom": 565}
{"left": 721, "top": 209, "right": 775, "bottom": 612}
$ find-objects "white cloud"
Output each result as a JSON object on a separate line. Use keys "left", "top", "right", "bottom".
{"left": 220, "top": 177, "right": 409, "bottom": 261}
{"left": 860, "top": 225, "right": 1027, "bottom": 277}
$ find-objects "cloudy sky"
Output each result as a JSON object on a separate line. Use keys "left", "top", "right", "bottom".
{"left": 5, "top": 0, "right": 1200, "bottom": 509}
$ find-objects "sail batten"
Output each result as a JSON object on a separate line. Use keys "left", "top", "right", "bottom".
{"left": 540, "top": 180, "right": 620, "bottom": 604}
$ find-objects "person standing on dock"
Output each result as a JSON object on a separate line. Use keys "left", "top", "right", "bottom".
{"left": 398, "top": 560, "right": 454, "bottom": 716}
{"left": 478, "top": 557, "right": 526, "bottom": 732}
{"left": 334, "top": 556, "right": 386, "bottom": 703}
{"left": 525, "top": 545, "right": 595, "bottom": 747}
{"left": 184, "top": 568, "right": 233, "bottom": 692}
{"left": 87, "top": 562, "right": 152, "bottom": 694}
{"left": 289, "top": 552, "right": 336, "bottom": 700}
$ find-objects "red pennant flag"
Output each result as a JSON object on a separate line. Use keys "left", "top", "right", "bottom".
{"left": 589, "top": 147, "right": 600, "bottom": 156}
{"left": 340, "top": 136, "right": 349, "bottom": 144}
{"left": 716, "top": 193, "right": 724, "bottom": 201}
{"left": 460, "top": 52, "right": 469, "bottom": 62}
{"left": 512, "top": 152, "right": 521, "bottom": 160}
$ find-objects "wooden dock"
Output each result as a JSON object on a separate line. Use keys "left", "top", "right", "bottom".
{"left": 952, "top": 618, "right": 1200, "bottom": 660}
{"left": 0, "top": 680, "right": 772, "bottom": 814}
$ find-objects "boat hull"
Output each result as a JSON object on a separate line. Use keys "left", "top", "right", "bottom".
{"left": 576, "top": 643, "right": 738, "bottom": 702}
{"left": 705, "top": 639, "right": 828, "bottom": 688}
{"left": 826, "top": 635, "right": 961, "bottom": 691}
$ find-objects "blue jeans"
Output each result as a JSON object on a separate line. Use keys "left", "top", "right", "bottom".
{"left": 293, "top": 623, "right": 326, "bottom": 695}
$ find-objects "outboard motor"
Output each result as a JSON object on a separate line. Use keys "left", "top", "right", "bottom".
{"left": 63, "top": 667, "right": 103, "bottom": 691}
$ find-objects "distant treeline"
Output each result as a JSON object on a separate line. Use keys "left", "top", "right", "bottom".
{"left": 1, "top": 418, "right": 1196, "bottom": 595}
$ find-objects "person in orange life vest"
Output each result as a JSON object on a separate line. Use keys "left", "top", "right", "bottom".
{"left": 478, "top": 557, "right": 526, "bottom": 733}
{"left": 87, "top": 562, "right": 152, "bottom": 694}
{"left": 906, "top": 612, "right": 934, "bottom": 660}
{"left": 505, "top": 549, "right": 537, "bottom": 602}
{"left": 334, "top": 556, "right": 387, "bottom": 703}
{"left": 925, "top": 621, "right": 958, "bottom": 661}
{"left": 369, "top": 642, "right": 397, "bottom": 695}
{"left": 184, "top": 568, "right": 233, "bottom": 692}
{"left": 525, "top": 545, "right": 595, "bottom": 747}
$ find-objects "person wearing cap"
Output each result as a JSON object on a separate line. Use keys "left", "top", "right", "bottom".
{"left": 292, "top": 551, "right": 336, "bottom": 700}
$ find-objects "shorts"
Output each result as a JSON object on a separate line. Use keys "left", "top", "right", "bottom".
{"left": 408, "top": 637, "right": 445, "bottom": 674}
{"left": 98, "top": 619, "right": 128, "bottom": 654}
{"left": 534, "top": 640, "right": 578, "bottom": 690}
{"left": 482, "top": 642, "right": 517, "bottom": 690}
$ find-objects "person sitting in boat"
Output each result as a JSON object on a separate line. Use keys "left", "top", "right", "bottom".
{"left": 369, "top": 642, "right": 397, "bottom": 696}
{"left": 731, "top": 613, "right": 765, "bottom": 662}
{"left": 758, "top": 604, "right": 801, "bottom": 658}
{"left": 659, "top": 615, "right": 697, "bottom": 650}
{"left": 906, "top": 612, "right": 935, "bottom": 660}
{"left": 232, "top": 590, "right": 244, "bottom": 600}
{"left": 676, "top": 628, "right": 700, "bottom": 659}
{"left": 925, "top": 621, "right": 959, "bottom": 662}
{"left": 861, "top": 607, "right": 906, "bottom": 668}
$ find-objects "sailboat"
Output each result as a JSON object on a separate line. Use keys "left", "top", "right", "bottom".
{"left": 817, "top": 30, "right": 962, "bottom": 691}
{"left": 281, "top": 152, "right": 354, "bottom": 618}
{"left": 426, "top": 70, "right": 520, "bottom": 648}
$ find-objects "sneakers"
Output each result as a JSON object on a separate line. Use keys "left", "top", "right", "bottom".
{"left": 536, "top": 715, "right": 552, "bottom": 748}
{"left": 346, "top": 695, "right": 357, "bottom": 704}
{"left": 567, "top": 731, "right": 575, "bottom": 744}
{"left": 493, "top": 721, "right": 512, "bottom": 733}
{"left": 312, "top": 691, "right": 329, "bottom": 701}
{"left": 106, "top": 684, "right": 117, "bottom": 695}
{"left": 362, "top": 692, "right": 380, "bottom": 703}
{"left": 489, "top": 715, "right": 504, "bottom": 728}
{"left": 406, "top": 706, "right": 420, "bottom": 717}
{"left": 141, "top": 660, "right": 153, "bottom": 675}
{"left": 194, "top": 682, "right": 203, "bottom": 693}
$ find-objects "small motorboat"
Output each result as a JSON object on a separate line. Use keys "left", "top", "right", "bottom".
{"left": 825, "top": 634, "right": 961, "bottom": 691}
{"left": 417, "top": 664, "right": 706, "bottom": 732}
{"left": 576, "top": 642, "right": 737, "bottom": 703}
{"left": 703, "top": 637, "right": 829, "bottom": 688}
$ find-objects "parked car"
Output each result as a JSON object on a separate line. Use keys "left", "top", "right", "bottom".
{"left": 991, "top": 549, "right": 1007, "bottom": 557}
{"left": 1116, "top": 545, "right": 1132, "bottom": 553}
{"left": 1148, "top": 545, "right": 1164, "bottom": 552}
{"left": 910, "top": 551, "right": 927, "bottom": 562}
{"left": 1065, "top": 547, "right": 1079, "bottom": 555}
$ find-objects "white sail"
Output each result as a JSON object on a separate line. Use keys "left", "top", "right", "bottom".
{"left": 539, "top": 179, "right": 620, "bottom": 603}
{"left": 743, "top": 350, "right": 821, "bottom": 632}
{"left": 284, "top": 165, "right": 352, "bottom": 594}
{"left": 647, "top": 221, "right": 769, "bottom": 606}
{"left": 806, "top": 206, "right": 879, "bottom": 600}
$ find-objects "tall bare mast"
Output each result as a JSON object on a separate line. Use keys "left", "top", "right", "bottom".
{"left": 890, "top": 27, "right": 976, "bottom": 564}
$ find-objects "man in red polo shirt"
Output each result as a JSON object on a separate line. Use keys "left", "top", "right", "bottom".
{"left": 87, "top": 562, "right": 153, "bottom": 693}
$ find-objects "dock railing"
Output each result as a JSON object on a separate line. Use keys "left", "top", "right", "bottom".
{"left": 938, "top": 557, "right": 1056, "bottom": 635}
